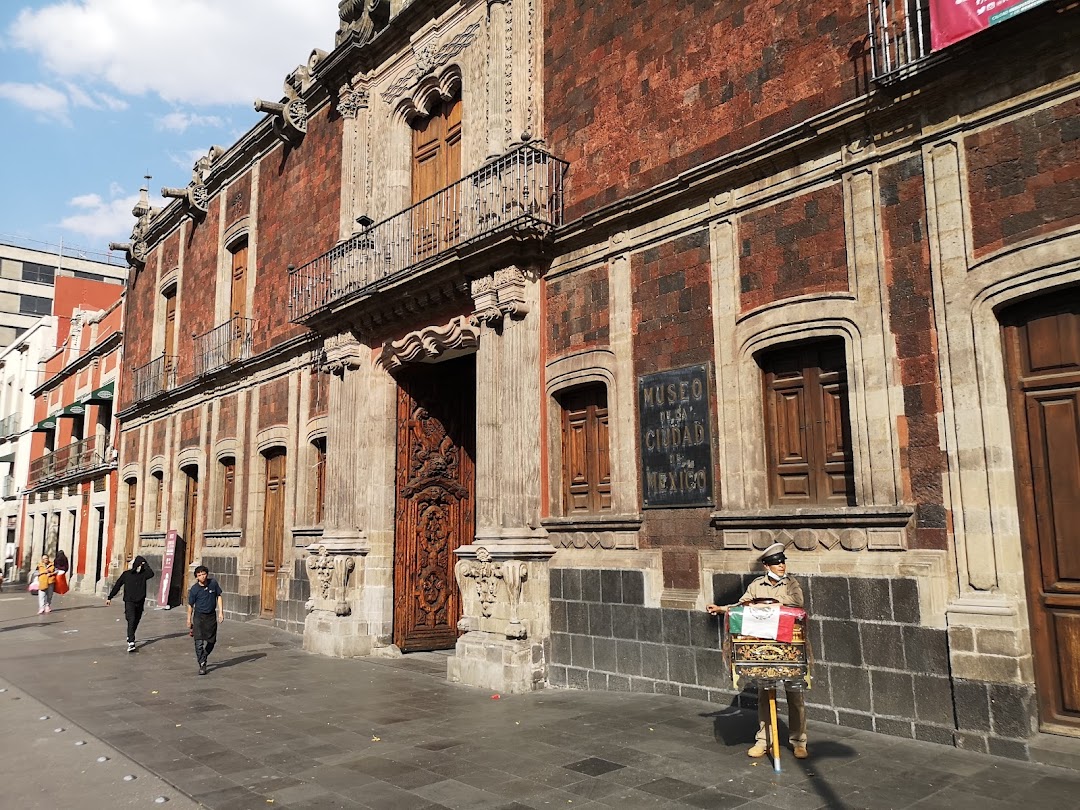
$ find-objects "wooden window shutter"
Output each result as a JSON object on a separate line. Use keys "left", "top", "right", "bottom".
{"left": 230, "top": 241, "right": 248, "bottom": 319}
{"left": 314, "top": 439, "right": 326, "bottom": 524}
{"left": 560, "top": 385, "right": 613, "bottom": 514}
{"left": 221, "top": 458, "right": 236, "bottom": 526}
{"left": 762, "top": 340, "right": 855, "bottom": 506}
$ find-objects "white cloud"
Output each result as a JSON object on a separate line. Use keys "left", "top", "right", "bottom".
{"left": 156, "top": 111, "right": 225, "bottom": 133}
{"left": 59, "top": 187, "right": 166, "bottom": 242}
{"left": 167, "top": 148, "right": 210, "bottom": 172}
{"left": 8, "top": 0, "right": 341, "bottom": 106}
{"left": 0, "top": 81, "right": 70, "bottom": 122}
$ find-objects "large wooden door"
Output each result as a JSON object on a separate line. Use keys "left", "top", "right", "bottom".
{"left": 1002, "top": 291, "right": 1080, "bottom": 734}
{"left": 394, "top": 355, "right": 475, "bottom": 651}
{"left": 181, "top": 467, "right": 199, "bottom": 593}
{"left": 260, "top": 450, "right": 287, "bottom": 618}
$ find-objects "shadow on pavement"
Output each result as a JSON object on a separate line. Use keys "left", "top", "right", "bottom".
{"left": 137, "top": 631, "right": 190, "bottom": 649}
{"left": 210, "top": 652, "right": 267, "bottom": 671}
{"left": 0, "top": 621, "right": 61, "bottom": 632}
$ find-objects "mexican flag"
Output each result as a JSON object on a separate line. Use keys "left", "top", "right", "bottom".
{"left": 727, "top": 605, "right": 801, "bottom": 642}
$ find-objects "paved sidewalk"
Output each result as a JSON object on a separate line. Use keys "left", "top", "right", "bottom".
{"left": 0, "top": 588, "right": 1077, "bottom": 810}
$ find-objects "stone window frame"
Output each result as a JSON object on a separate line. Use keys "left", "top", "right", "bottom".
{"left": 175, "top": 452, "right": 203, "bottom": 559}
{"left": 220, "top": 220, "right": 255, "bottom": 326}
{"left": 147, "top": 455, "right": 165, "bottom": 532}
{"left": 543, "top": 348, "right": 641, "bottom": 549}
{"left": 712, "top": 306, "right": 913, "bottom": 551}
{"left": 251, "top": 425, "right": 292, "bottom": 563}
{"left": 387, "top": 65, "right": 464, "bottom": 218}
{"left": 305, "top": 420, "right": 327, "bottom": 527}
{"left": 156, "top": 272, "right": 179, "bottom": 362}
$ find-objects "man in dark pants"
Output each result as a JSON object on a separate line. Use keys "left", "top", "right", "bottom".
{"left": 186, "top": 565, "right": 224, "bottom": 675}
{"left": 106, "top": 555, "right": 155, "bottom": 652}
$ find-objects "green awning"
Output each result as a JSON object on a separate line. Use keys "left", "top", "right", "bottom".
{"left": 59, "top": 401, "right": 87, "bottom": 417}
{"left": 33, "top": 417, "right": 57, "bottom": 432}
{"left": 81, "top": 382, "right": 115, "bottom": 404}
{"left": 0, "top": 453, "right": 14, "bottom": 464}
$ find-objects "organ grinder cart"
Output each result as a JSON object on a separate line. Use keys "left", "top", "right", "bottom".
{"left": 724, "top": 602, "right": 811, "bottom": 772}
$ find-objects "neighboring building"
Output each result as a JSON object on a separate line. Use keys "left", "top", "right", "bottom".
{"left": 111, "top": 1, "right": 1079, "bottom": 760}
{"left": 0, "top": 316, "right": 58, "bottom": 581}
{"left": 20, "top": 277, "right": 124, "bottom": 594}
{"left": 0, "top": 240, "right": 126, "bottom": 349}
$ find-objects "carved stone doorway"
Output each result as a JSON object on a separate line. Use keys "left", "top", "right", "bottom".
{"left": 393, "top": 354, "right": 475, "bottom": 652}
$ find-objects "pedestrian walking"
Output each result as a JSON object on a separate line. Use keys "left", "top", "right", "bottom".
{"left": 186, "top": 565, "right": 223, "bottom": 675}
{"left": 35, "top": 554, "right": 57, "bottom": 614}
{"left": 707, "top": 543, "right": 808, "bottom": 759}
{"left": 105, "top": 555, "right": 155, "bottom": 652}
{"left": 52, "top": 549, "right": 70, "bottom": 597}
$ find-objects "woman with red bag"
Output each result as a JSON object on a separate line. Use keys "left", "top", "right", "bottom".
{"left": 35, "top": 555, "right": 57, "bottom": 614}
{"left": 53, "top": 549, "right": 70, "bottom": 598}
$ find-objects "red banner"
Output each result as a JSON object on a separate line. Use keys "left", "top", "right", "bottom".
{"left": 931, "top": 0, "right": 1048, "bottom": 51}
{"left": 157, "top": 529, "right": 177, "bottom": 606}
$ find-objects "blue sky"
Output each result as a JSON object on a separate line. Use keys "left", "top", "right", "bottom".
{"left": 0, "top": 0, "right": 340, "bottom": 259}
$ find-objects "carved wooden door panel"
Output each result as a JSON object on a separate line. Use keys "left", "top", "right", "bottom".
{"left": 1003, "top": 292, "right": 1080, "bottom": 733}
{"left": 394, "top": 356, "right": 475, "bottom": 651}
{"left": 260, "top": 450, "right": 287, "bottom": 618}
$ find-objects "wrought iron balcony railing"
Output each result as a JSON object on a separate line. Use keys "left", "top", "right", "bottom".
{"left": 868, "top": 0, "right": 933, "bottom": 84}
{"left": 289, "top": 143, "right": 567, "bottom": 322}
{"left": 193, "top": 316, "right": 256, "bottom": 377}
{"left": 132, "top": 355, "right": 178, "bottom": 403}
{"left": 0, "top": 413, "right": 19, "bottom": 438}
{"left": 28, "top": 434, "right": 107, "bottom": 486}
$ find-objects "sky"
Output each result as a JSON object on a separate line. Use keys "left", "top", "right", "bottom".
{"left": 0, "top": 0, "right": 340, "bottom": 261}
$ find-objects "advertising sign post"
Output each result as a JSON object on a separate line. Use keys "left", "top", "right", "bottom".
{"left": 157, "top": 529, "right": 177, "bottom": 608}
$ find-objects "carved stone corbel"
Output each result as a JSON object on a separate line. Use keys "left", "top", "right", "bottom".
{"left": 337, "top": 80, "right": 369, "bottom": 119}
{"left": 458, "top": 546, "right": 503, "bottom": 619}
{"left": 377, "top": 316, "right": 480, "bottom": 370}
{"left": 160, "top": 145, "right": 224, "bottom": 217}
{"left": 322, "top": 332, "right": 365, "bottom": 375}
{"left": 305, "top": 544, "right": 358, "bottom": 616}
{"left": 470, "top": 267, "right": 531, "bottom": 325}
{"left": 502, "top": 560, "right": 528, "bottom": 639}
{"left": 254, "top": 66, "right": 310, "bottom": 146}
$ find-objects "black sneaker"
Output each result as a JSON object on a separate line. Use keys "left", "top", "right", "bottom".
{"left": 198, "top": 663, "right": 207, "bottom": 675}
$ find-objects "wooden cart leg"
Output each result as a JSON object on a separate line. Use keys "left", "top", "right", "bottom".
{"left": 767, "top": 687, "right": 781, "bottom": 772}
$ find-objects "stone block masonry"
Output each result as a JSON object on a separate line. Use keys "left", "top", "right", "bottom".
{"left": 549, "top": 568, "right": 1039, "bottom": 760}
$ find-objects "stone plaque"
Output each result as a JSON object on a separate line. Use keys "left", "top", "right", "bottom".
{"left": 638, "top": 364, "right": 713, "bottom": 508}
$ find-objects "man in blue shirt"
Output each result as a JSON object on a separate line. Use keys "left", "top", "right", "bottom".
{"left": 186, "top": 565, "right": 224, "bottom": 675}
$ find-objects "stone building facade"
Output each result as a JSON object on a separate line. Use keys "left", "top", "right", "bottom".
{"left": 112, "top": 0, "right": 1079, "bottom": 761}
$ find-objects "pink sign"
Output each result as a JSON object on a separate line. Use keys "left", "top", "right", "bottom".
{"left": 931, "top": 0, "right": 1048, "bottom": 51}
{"left": 157, "top": 529, "right": 177, "bottom": 606}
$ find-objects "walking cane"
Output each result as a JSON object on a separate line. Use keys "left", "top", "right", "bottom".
{"left": 767, "top": 686, "right": 781, "bottom": 772}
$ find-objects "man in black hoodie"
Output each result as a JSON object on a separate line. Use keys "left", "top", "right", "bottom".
{"left": 106, "top": 556, "right": 155, "bottom": 652}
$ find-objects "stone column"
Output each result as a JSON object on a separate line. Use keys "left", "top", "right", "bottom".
{"left": 449, "top": 266, "right": 555, "bottom": 693}
{"left": 304, "top": 331, "right": 397, "bottom": 657}
{"left": 486, "top": 0, "right": 508, "bottom": 159}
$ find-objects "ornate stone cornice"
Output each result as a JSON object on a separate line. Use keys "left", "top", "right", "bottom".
{"left": 337, "top": 79, "right": 369, "bottom": 119}
{"left": 336, "top": 0, "right": 390, "bottom": 47}
{"left": 377, "top": 315, "right": 480, "bottom": 370}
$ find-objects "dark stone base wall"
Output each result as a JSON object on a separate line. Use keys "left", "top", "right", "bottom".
{"left": 548, "top": 567, "right": 1037, "bottom": 760}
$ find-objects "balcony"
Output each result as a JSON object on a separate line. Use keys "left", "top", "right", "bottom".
{"left": 132, "top": 355, "right": 178, "bottom": 403}
{"left": 867, "top": 0, "right": 934, "bottom": 84}
{"left": 289, "top": 144, "right": 567, "bottom": 323}
{"left": 0, "top": 413, "right": 18, "bottom": 439}
{"left": 1, "top": 475, "right": 15, "bottom": 500}
{"left": 193, "top": 316, "right": 256, "bottom": 377}
{"left": 28, "top": 434, "right": 108, "bottom": 487}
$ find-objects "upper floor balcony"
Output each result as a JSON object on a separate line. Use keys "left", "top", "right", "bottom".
{"left": 28, "top": 434, "right": 109, "bottom": 487}
{"left": 288, "top": 144, "right": 567, "bottom": 324}
{"left": 193, "top": 316, "right": 256, "bottom": 378}
{"left": 867, "top": 0, "right": 933, "bottom": 84}
{"left": 132, "top": 355, "right": 178, "bottom": 404}
{"left": 0, "top": 413, "right": 19, "bottom": 439}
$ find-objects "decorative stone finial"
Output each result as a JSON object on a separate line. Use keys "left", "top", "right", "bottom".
{"left": 336, "top": 0, "right": 390, "bottom": 47}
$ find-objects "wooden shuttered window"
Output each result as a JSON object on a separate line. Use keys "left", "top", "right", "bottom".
{"left": 163, "top": 288, "right": 177, "bottom": 369}
{"left": 229, "top": 240, "right": 248, "bottom": 318}
{"left": 761, "top": 340, "right": 855, "bottom": 506}
{"left": 411, "top": 97, "right": 462, "bottom": 261}
{"left": 560, "top": 385, "right": 612, "bottom": 514}
{"left": 313, "top": 438, "right": 326, "bottom": 524}
{"left": 221, "top": 457, "right": 236, "bottom": 526}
